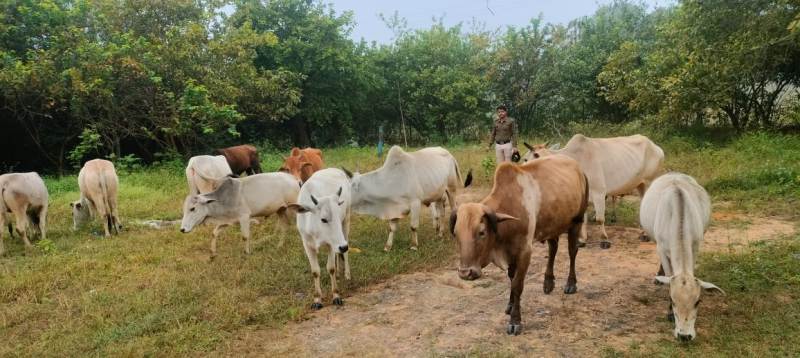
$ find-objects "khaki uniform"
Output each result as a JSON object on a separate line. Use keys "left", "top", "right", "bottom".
{"left": 490, "top": 117, "right": 518, "bottom": 163}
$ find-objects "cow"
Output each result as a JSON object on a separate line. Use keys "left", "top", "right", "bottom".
{"left": 70, "top": 159, "right": 122, "bottom": 237}
{"left": 348, "top": 145, "right": 472, "bottom": 251}
{"left": 180, "top": 172, "right": 300, "bottom": 259}
{"left": 523, "top": 134, "right": 664, "bottom": 248}
{"left": 449, "top": 155, "right": 588, "bottom": 335}
{"left": 641, "top": 172, "right": 723, "bottom": 342}
{"left": 288, "top": 168, "right": 352, "bottom": 309}
{"left": 0, "top": 172, "right": 49, "bottom": 255}
{"left": 279, "top": 147, "right": 324, "bottom": 183}
{"left": 214, "top": 144, "right": 262, "bottom": 176}
{"left": 185, "top": 155, "right": 233, "bottom": 195}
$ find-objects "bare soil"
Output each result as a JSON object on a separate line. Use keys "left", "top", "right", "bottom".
{"left": 221, "top": 188, "right": 796, "bottom": 357}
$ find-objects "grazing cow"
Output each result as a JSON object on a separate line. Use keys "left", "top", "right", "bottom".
{"left": 523, "top": 134, "right": 664, "bottom": 248}
{"left": 450, "top": 155, "right": 588, "bottom": 335}
{"left": 70, "top": 159, "right": 121, "bottom": 237}
{"left": 185, "top": 155, "right": 233, "bottom": 195}
{"left": 0, "top": 172, "right": 49, "bottom": 255}
{"left": 640, "top": 172, "right": 723, "bottom": 342}
{"left": 180, "top": 172, "right": 300, "bottom": 259}
{"left": 349, "top": 146, "right": 472, "bottom": 251}
{"left": 288, "top": 168, "right": 352, "bottom": 309}
{"left": 214, "top": 144, "right": 262, "bottom": 176}
{"left": 279, "top": 147, "right": 324, "bottom": 183}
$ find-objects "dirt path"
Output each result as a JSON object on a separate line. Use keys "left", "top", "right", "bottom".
{"left": 222, "top": 190, "right": 796, "bottom": 357}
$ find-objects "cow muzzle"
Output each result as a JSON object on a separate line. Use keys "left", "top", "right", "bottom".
{"left": 458, "top": 267, "right": 481, "bottom": 281}
{"left": 180, "top": 228, "right": 188, "bottom": 233}
{"left": 338, "top": 244, "right": 349, "bottom": 253}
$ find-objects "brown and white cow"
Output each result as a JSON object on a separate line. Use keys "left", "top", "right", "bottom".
{"left": 449, "top": 155, "right": 588, "bottom": 335}
{"left": 523, "top": 134, "right": 664, "bottom": 248}
{"left": 0, "top": 172, "right": 49, "bottom": 255}
{"left": 279, "top": 147, "right": 324, "bottom": 183}
{"left": 71, "top": 159, "right": 121, "bottom": 237}
{"left": 214, "top": 144, "right": 262, "bottom": 176}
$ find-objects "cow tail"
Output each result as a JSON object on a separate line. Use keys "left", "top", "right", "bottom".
{"left": 453, "top": 159, "right": 473, "bottom": 188}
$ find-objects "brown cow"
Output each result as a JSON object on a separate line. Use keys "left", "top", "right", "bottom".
{"left": 449, "top": 155, "right": 588, "bottom": 335}
{"left": 279, "top": 147, "right": 324, "bottom": 183}
{"left": 214, "top": 145, "right": 262, "bottom": 176}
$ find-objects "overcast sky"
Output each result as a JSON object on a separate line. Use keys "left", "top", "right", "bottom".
{"left": 327, "top": 0, "right": 674, "bottom": 44}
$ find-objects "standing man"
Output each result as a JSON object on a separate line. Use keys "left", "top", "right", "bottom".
{"left": 489, "top": 105, "right": 518, "bottom": 164}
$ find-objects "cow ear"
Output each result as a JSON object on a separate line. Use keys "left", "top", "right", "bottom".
{"left": 549, "top": 143, "right": 561, "bottom": 150}
{"left": 495, "top": 212, "right": 519, "bottom": 223}
{"left": 291, "top": 148, "right": 301, "bottom": 156}
{"left": 338, "top": 201, "right": 345, "bottom": 206}
{"left": 523, "top": 142, "right": 534, "bottom": 151}
{"left": 654, "top": 276, "right": 671, "bottom": 285}
{"left": 449, "top": 210, "right": 458, "bottom": 236}
{"left": 698, "top": 279, "right": 725, "bottom": 295}
{"left": 287, "top": 203, "right": 312, "bottom": 214}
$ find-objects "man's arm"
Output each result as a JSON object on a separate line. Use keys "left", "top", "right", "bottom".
{"left": 489, "top": 123, "right": 496, "bottom": 148}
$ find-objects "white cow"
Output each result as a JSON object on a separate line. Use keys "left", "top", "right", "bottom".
{"left": 71, "top": 159, "right": 121, "bottom": 237}
{"left": 185, "top": 155, "right": 233, "bottom": 194}
{"left": 0, "top": 172, "right": 48, "bottom": 255}
{"left": 180, "top": 172, "right": 300, "bottom": 259}
{"left": 523, "top": 134, "right": 664, "bottom": 248}
{"left": 640, "top": 172, "right": 723, "bottom": 342}
{"left": 348, "top": 146, "right": 471, "bottom": 251}
{"left": 288, "top": 168, "right": 352, "bottom": 309}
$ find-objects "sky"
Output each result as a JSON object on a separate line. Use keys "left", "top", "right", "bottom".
{"left": 327, "top": 0, "right": 674, "bottom": 44}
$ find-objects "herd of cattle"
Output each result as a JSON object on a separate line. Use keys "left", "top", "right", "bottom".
{"left": 0, "top": 135, "right": 725, "bottom": 342}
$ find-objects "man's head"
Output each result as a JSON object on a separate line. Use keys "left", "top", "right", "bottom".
{"left": 496, "top": 105, "right": 508, "bottom": 119}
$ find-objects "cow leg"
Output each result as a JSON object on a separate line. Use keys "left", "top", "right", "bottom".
{"left": 210, "top": 224, "right": 226, "bottom": 260}
{"left": 609, "top": 196, "right": 618, "bottom": 223}
{"left": 409, "top": 201, "right": 421, "bottom": 250}
{"left": 591, "top": 191, "right": 611, "bottom": 249}
{"left": 328, "top": 248, "right": 343, "bottom": 306}
{"left": 38, "top": 206, "right": 47, "bottom": 241}
{"left": 577, "top": 213, "right": 588, "bottom": 248}
{"left": 508, "top": 249, "right": 531, "bottom": 335}
{"left": 565, "top": 224, "right": 580, "bottom": 294}
{"left": 342, "top": 212, "right": 351, "bottom": 280}
{"left": 0, "top": 214, "right": 5, "bottom": 256}
{"left": 240, "top": 215, "right": 251, "bottom": 255}
{"left": 302, "top": 241, "right": 323, "bottom": 309}
{"left": 13, "top": 205, "right": 33, "bottom": 251}
{"left": 505, "top": 261, "right": 517, "bottom": 315}
{"left": 384, "top": 219, "right": 399, "bottom": 251}
{"left": 636, "top": 183, "right": 650, "bottom": 242}
{"left": 544, "top": 237, "right": 558, "bottom": 294}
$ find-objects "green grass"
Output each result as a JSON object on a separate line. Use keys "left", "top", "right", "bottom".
{"left": 604, "top": 235, "right": 800, "bottom": 357}
{"left": 1, "top": 131, "right": 799, "bottom": 356}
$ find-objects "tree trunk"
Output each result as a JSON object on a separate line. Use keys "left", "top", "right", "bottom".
{"left": 291, "top": 117, "right": 312, "bottom": 147}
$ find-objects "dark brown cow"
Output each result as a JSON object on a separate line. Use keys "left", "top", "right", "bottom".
{"left": 449, "top": 155, "right": 588, "bottom": 335}
{"left": 279, "top": 147, "right": 324, "bottom": 183}
{"left": 214, "top": 145, "right": 262, "bottom": 176}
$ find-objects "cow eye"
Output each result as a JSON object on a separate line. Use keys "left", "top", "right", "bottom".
{"left": 321, "top": 218, "right": 328, "bottom": 224}
{"left": 533, "top": 153, "right": 540, "bottom": 159}
{"left": 694, "top": 300, "right": 701, "bottom": 307}
{"left": 189, "top": 207, "right": 195, "bottom": 212}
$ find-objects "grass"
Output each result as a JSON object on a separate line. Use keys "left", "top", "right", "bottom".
{"left": 1, "top": 130, "right": 798, "bottom": 356}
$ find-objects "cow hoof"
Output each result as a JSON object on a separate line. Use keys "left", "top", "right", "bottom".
{"left": 505, "top": 303, "right": 512, "bottom": 315}
{"left": 667, "top": 312, "right": 675, "bottom": 322}
{"left": 564, "top": 284, "right": 577, "bottom": 294}
{"left": 383, "top": 247, "right": 391, "bottom": 252}
{"left": 654, "top": 278, "right": 664, "bottom": 285}
{"left": 600, "top": 241, "right": 611, "bottom": 249}
{"left": 543, "top": 280, "right": 555, "bottom": 294}
{"left": 410, "top": 246, "right": 418, "bottom": 251}
{"left": 332, "top": 297, "right": 344, "bottom": 306}
{"left": 506, "top": 323, "right": 522, "bottom": 336}
{"left": 577, "top": 240, "right": 587, "bottom": 248}
{"left": 311, "top": 302, "right": 323, "bottom": 310}
{"left": 639, "top": 234, "right": 650, "bottom": 242}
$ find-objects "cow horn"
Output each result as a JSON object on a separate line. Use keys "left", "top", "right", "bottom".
{"left": 523, "top": 142, "right": 534, "bottom": 151}
{"left": 341, "top": 167, "right": 353, "bottom": 178}
{"left": 310, "top": 194, "right": 318, "bottom": 205}
{"left": 482, "top": 205, "right": 498, "bottom": 234}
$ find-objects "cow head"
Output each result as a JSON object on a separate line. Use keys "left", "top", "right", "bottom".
{"left": 280, "top": 149, "right": 315, "bottom": 182}
{"left": 180, "top": 177, "right": 239, "bottom": 233}
{"left": 70, "top": 198, "right": 91, "bottom": 230}
{"left": 522, "top": 142, "right": 560, "bottom": 162}
{"left": 450, "top": 203, "right": 518, "bottom": 281}
{"left": 654, "top": 273, "right": 724, "bottom": 342}
{"left": 289, "top": 187, "right": 350, "bottom": 254}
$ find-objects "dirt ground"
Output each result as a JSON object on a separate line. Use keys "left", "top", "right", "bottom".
{"left": 221, "top": 189, "right": 796, "bottom": 357}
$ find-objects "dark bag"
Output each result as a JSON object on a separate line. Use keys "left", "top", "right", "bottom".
{"left": 511, "top": 151, "right": 521, "bottom": 163}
